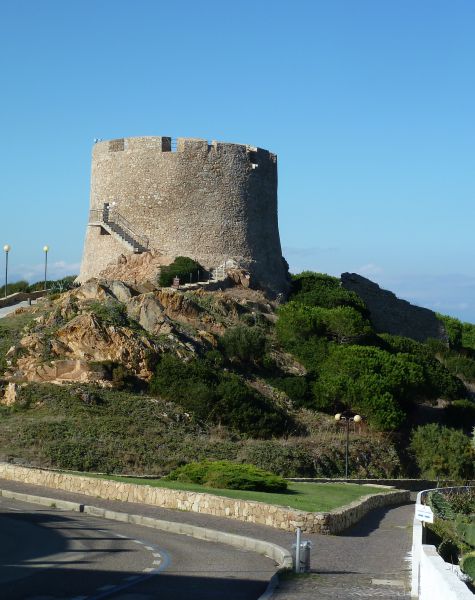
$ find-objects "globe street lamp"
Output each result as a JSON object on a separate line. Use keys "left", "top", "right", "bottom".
{"left": 43, "top": 245, "right": 49, "bottom": 291}
{"left": 335, "top": 412, "right": 362, "bottom": 479}
{"left": 3, "top": 244, "right": 11, "bottom": 298}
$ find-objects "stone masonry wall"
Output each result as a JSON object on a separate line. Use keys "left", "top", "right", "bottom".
{"left": 341, "top": 272, "right": 448, "bottom": 343}
{"left": 78, "top": 137, "right": 289, "bottom": 296}
{"left": 0, "top": 463, "right": 408, "bottom": 534}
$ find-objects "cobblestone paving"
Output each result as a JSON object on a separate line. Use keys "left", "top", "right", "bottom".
{"left": 273, "top": 503, "right": 413, "bottom": 599}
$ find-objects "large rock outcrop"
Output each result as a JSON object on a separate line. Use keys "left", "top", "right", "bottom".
{"left": 341, "top": 273, "right": 448, "bottom": 343}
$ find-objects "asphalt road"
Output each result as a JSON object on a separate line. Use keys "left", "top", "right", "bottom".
{"left": 0, "top": 496, "right": 276, "bottom": 600}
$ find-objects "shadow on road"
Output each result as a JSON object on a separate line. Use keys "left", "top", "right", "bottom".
{"left": 0, "top": 510, "right": 271, "bottom": 599}
{"left": 341, "top": 501, "right": 414, "bottom": 538}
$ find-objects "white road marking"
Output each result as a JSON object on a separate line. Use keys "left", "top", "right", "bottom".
{"left": 152, "top": 553, "right": 161, "bottom": 558}
{"left": 96, "top": 585, "right": 116, "bottom": 591}
{"left": 144, "top": 546, "right": 154, "bottom": 551}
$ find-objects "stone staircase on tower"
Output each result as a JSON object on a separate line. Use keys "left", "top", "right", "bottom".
{"left": 89, "top": 207, "right": 150, "bottom": 253}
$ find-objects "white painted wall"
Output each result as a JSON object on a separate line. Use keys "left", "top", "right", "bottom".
{"left": 419, "top": 545, "right": 473, "bottom": 600}
{"left": 411, "top": 488, "right": 474, "bottom": 599}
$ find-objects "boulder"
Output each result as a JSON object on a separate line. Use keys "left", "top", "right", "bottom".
{"left": 341, "top": 272, "right": 449, "bottom": 343}
{"left": 126, "top": 293, "right": 174, "bottom": 335}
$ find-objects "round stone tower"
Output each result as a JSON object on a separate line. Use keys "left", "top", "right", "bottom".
{"left": 78, "top": 136, "right": 289, "bottom": 295}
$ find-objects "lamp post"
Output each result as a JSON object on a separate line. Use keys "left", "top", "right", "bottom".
{"left": 43, "top": 246, "right": 49, "bottom": 291}
{"left": 3, "top": 244, "right": 11, "bottom": 298}
{"left": 335, "top": 412, "right": 362, "bottom": 479}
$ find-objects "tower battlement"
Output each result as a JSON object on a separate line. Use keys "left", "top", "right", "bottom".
{"left": 79, "top": 136, "right": 288, "bottom": 295}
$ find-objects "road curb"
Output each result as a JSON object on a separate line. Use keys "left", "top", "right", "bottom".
{"left": 0, "top": 487, "right": 291, "bottom": 598}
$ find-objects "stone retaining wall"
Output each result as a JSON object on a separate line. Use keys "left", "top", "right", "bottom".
{"left": 0, "top": 463, "right": 409, "bottom": 534}
{"left": 288, "top": 478, "right": 475, "bottom": 492}
{"left": 0, "top": 290, "right": 47, "bottom": 309}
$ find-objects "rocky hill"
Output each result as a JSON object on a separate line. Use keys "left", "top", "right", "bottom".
{"left": 0, "top": 271, "right": 473, "bottom": 480}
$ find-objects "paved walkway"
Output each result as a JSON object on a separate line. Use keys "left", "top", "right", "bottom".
{"left": 0, "top": 301, "right": 33, "bottom": 318}
{"left": 273, "top": 503, "right": 412, "bottom": 599}
{"left": 0, "top": 478, "right": 413, "bottom": 599}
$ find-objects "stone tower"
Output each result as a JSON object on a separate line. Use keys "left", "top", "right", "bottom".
{"left": 78, "top": 136, "right": 289, "bottom": 295}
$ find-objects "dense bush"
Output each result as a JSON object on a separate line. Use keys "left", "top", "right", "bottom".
{"left": 410, "top": 424, "right": 474, "bottom": 479}
{"left": 425, "top": 489, "right": 475, "bottom": 579}
{"left": 438, "top": 313, "right": 475, "bottom": 352}
{"left": 0, "top": 276, "right": 78, "bottom": 297}
{"left": 277, "top": 302, "right": 372, "bottom": 352}
{"left": 220, "top": 325, "right": 267, "bottom": 365}
{"left": 238, "top": 436, "right": 402, "bottom": 478}
{"left": 290, "top": 272, "right": 367, "bottom": 313}
{"left": 0, "top": 280, "right": 29, "bottom": 296}
{"left": 438, "top": 313, "right": 463, "bottom": 349}
{"left": 159, "top": 256, "right": 204, "bottom": 287}
{"left": 312, "top": 345, "right": 425, "bottom": 430}
{"left": 150, "top": 354, "right": 291, "bottom": 438}
{"left": 443, "top": 353, "right": 475, "bottom": 382}
{"left": 165, "top": 460, "right": 288, "bottom": 492}
{"left": 266, "top": 376, "right": 312, "bottom": 407}
{"left": 379, "top": 334, "right": 466, "bottom": 400}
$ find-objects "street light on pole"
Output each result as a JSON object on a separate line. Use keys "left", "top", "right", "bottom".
{"left": 3, "top": 244, "right": 11, "bottom": 298}
{"left": 43, "top": 246, "right": 49, "bottom": 291}
{"left": 335, "top": 412, "right": 362, "bottom": 480}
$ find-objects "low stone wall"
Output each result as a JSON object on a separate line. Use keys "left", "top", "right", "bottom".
{"left": 0, "top": 463, "right": 409, "bottom": 534}
{"left": 0, "top": 290, "right": 47, "bottom": 309}
{"left": 288, "top": 478, "right": 475, "bottom": 492}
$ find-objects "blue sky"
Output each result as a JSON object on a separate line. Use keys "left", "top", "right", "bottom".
{"left": 0, "top": 1, "right": 474, "bottom": 320}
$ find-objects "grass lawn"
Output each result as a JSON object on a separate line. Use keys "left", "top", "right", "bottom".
{"left": 75, "top": 472, "right": 389, "bottom": 512}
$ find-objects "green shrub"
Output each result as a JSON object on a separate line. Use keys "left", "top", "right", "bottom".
{"left": 28, "top": 276, "right": 78, "bottom": 293}
{"left": 150, "top": 354, "right": 291, "bottom": 438}
{"left": 456, "top": 518, "right": 475, "bottom": 548}
{"left": 438, "top": 313, "right": 463, "bottom": 349}
{"left": 379, "top": 334, "right": 466, "bottom": 400}
{"left": 277, "top": 302, "right": 372, "bottom": 349}
{"left": 446, "top": 489, "right": 475, "bottom": 515}
{"left": 462, "top": 323, "right": 475, "bottom": 351}
{"left": 428, "top": 491, "right": 457, "bottom": 520}
{"left": 312, "top": 345, "right": 425, "bottom": 430}
{"left": 165, "top": 460, "right": 288, "bottom": 492}
{"left": 410, "top": 425, "right": 475, "bottom": 480}
{"left": 159, "top": 256, "right": 204, "bottom": 287}
{"left": 0, "top": 280, "right": 29, "bottom": 296}
{"left": 220, "top": 325, "right": 267, "bottom": 365}
{"left": 460, "top": 551, "right": 475, "bottom": 580}
{"left": 89, "top": 299, "right": 133, "bottom": 328}
{"left": 238, "top": 437, "right": 402, "bottom": 478}
{"left": 267, "top": 376, "right": 312, "bottom": 407}
{"left": 290, "top": 272, "right": 367, "bottom": 313}
{"left": 444, "top": 354, "right": 475, "bottom": 382}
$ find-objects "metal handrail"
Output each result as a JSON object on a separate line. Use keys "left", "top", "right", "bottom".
{"left": 89, "top": 208, "right": 150, "bottom": 249}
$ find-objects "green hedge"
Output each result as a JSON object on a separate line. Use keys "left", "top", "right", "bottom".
{"left": 290, "top": 272, "right": 367, "bottom": 313}
{"left": 159, "top": 256, "right": 204, "bottom": 287}
{"left": 165, "top": 460, "right": 288, "bottom": 492}
{"left": 410, "top": 424, "right": 474, "bottom": 479}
